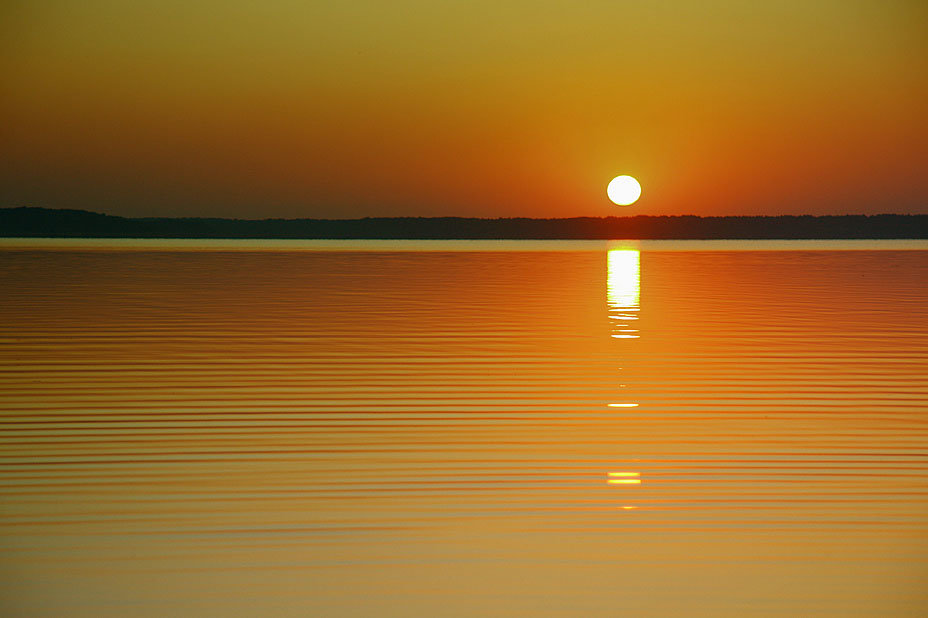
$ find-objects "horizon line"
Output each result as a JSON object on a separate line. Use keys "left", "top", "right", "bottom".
{"left": 3, "top": 206, "right": 926, "bottom": 222}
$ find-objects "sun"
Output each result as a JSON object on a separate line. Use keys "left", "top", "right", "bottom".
{"left": 607, "top": 175, "right": 641, "bottom": 206}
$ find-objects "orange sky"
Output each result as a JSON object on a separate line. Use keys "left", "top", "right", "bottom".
{"left": 2, "top": 1, "right": 926, "bottom": 218}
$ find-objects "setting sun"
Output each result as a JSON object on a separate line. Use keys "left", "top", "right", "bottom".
{"left": 607, "top": 176, "right": 642, "bottom": 206}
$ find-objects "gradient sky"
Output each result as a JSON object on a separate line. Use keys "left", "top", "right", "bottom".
{"left": 2, "top": 1, "right": 926, "bottom": 218}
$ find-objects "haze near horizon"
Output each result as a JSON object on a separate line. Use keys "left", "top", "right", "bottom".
{"left": 2, "top": 1, "right": 926, "bottom": 219}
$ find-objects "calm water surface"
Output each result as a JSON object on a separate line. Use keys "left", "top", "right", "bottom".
{"left": 1, "top": 240, "right": 927, "bottom": 616}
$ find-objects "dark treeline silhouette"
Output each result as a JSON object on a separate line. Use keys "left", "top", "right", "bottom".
{"left": 2, "top": 207, "right": 927, "bottom": 239}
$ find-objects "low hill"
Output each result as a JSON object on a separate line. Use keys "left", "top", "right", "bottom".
{"left": 1, "top": 207, "right": 927, "bottom": 239}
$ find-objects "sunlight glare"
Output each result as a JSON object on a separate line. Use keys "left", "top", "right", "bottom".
{"left": 607, "top": 175, "right": 642, "bottom": 206}
{"left": 607, "top": 249, "right": 640, "bottom": 339}
{"left": 608, "top": 471, "right": 642, "bottom": 485}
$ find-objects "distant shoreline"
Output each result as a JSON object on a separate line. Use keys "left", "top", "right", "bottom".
{"left": 2, "top": 207, "right": 927, "bottom": 240}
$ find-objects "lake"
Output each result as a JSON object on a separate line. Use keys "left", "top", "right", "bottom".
{"left": 1, "top": 239, "right": 927, "bottom": 616}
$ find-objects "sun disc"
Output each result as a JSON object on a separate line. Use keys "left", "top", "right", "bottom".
{"left": 607, "top": 175, "right": 641, "bottom": 206}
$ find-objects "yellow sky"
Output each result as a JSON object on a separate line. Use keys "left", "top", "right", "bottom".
{"left": 2, "top": 1, "right": 926, "bottom": 217}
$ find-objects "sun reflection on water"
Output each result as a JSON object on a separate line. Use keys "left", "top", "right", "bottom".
{"left": 607, "top": 471, "right": 642, "bottom": 485}
{"left": 607, "top": 245, "right": 641, "bottom": 410}
{"left": 606, "top": 247, "right": 642, "bottom": 494}
{"left": 607, "top": 248, "right": 640, "bottom": 339}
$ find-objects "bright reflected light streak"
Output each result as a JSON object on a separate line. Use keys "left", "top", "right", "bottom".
{"left": 607, "top": 250, "right": 640, "bottom": 308}
{"left": 607, "top": 248, "right": 640, "bottom": 338}
{"left": 607, "top": 403, "right": 639, "bottom": 408}
{"left": 607, "top": 471, "right": 642, "bottom": 485}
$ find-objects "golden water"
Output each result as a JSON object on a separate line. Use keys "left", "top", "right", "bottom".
{"left": 1, "top": 240, "right": 927, "bottom": 616}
